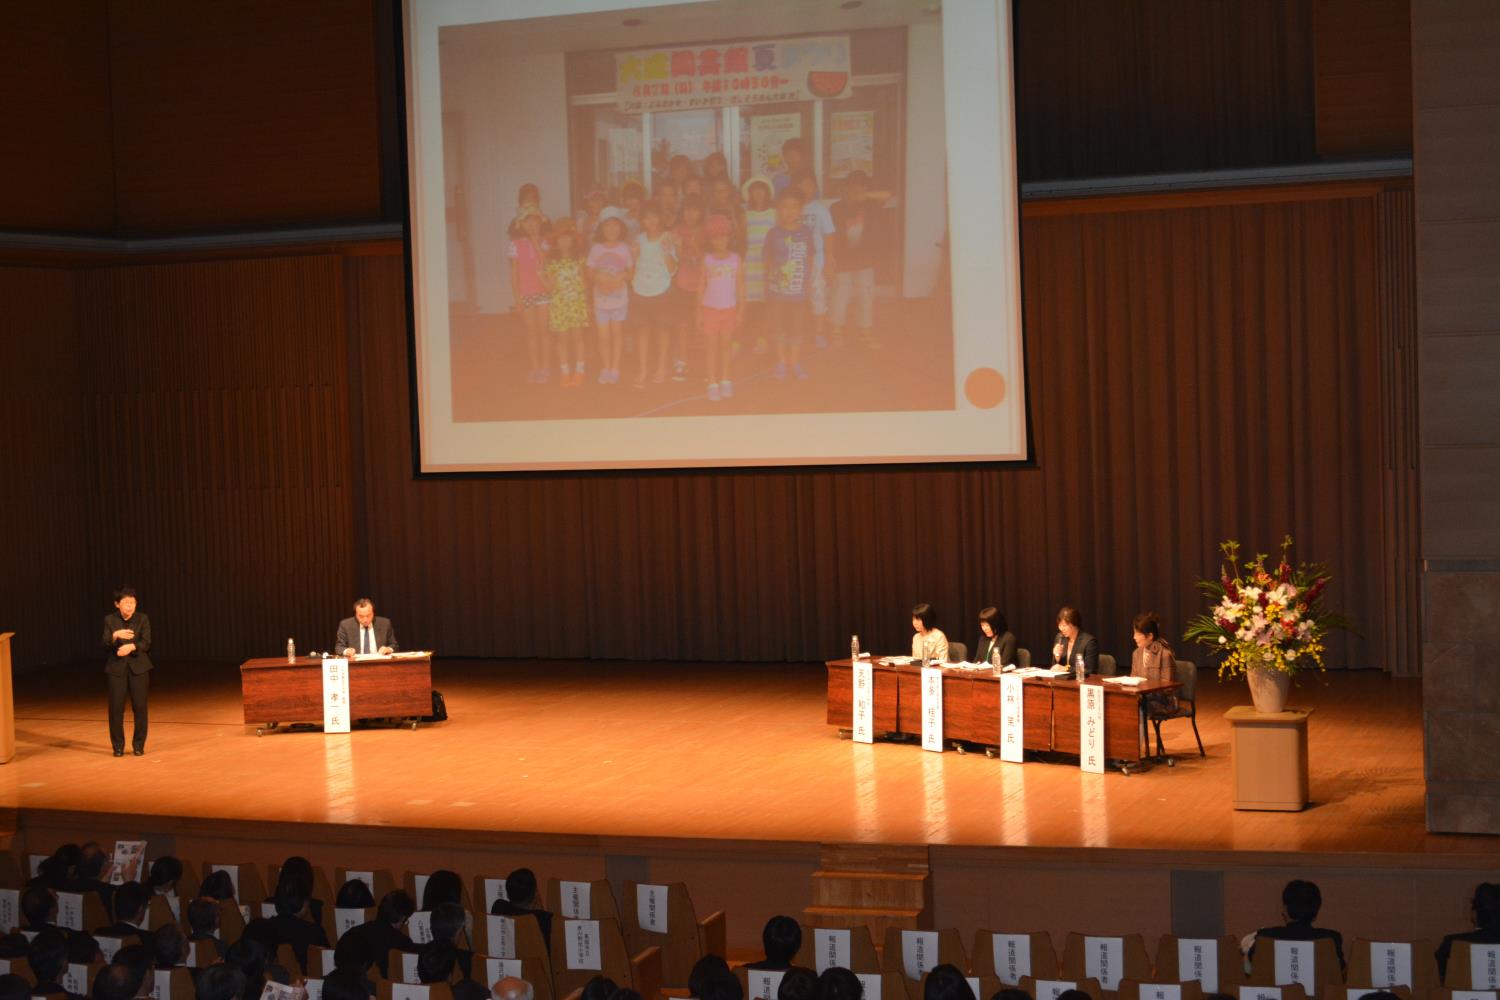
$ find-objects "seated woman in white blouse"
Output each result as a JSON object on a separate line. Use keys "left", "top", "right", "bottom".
{"left": 910, "top": 603, "right": 949, "bottom": 662}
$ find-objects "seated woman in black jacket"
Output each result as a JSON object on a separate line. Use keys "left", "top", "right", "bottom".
{"left": 975, "top": 607, "right": 1017, "bottom": 668}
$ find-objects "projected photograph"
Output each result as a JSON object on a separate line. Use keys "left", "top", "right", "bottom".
{"left": 407, "top": 0, "right": 1025, "bottom": 470}
{"left": 438, "top": 7, "right": 951, "bottom": 421}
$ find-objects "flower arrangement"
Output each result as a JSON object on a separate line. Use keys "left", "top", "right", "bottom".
{"left": 1184, "top": 536, "right": 1350, "bottom": 678}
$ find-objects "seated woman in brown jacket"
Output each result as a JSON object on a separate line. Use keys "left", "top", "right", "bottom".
{"left": 1130, "top": 612, "right": 1177, "bottom": 714}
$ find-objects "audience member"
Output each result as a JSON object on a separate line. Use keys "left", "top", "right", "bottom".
{"left": 273, "top": 857, "right": 324, "bottom": 925}
{"left": 1055, "top": 991, "right": 1093, "bottom": 1000}
{"left": 187, "top": 897, "right": 222, "bottom": 954}
{"left": 92, "top": 962, "right": 146, "bottom": 1000}
{"left": 428, "top": 902, "right": 472, "bottom": 977}
{"left": 271, "top": 885, "right": 329, "bottom": 968}
{"left": 990, "top": 991, "right": 1031, "bottom": 1000}
{"left": 145, "top": 857, "right": 184, "bottom": 901}
{"left": 0, "top": 974, "right": 31, "bottom": 1000}
{"left": 321, "top": 969, "right": 373, "bottom": 1000}
{"left": 578, "top": 977, "right": 618, "bottom": 1000}
{"left": 777, "top": 967, "right": 821, "bottom": 1000}
{"left": 67, "top": 933, "right": 104, "bottom": 966}
{"left": 421, "top": 871, "right": 464, "bottom": 912}
{"left": 1437, "top": 882, "right": 1500, "bottom": 981}
{"left": 27, "top": 929, "right": 70, "bottom": 996}
{"left": 198, "top": 871, "right": 236, "bottom": 902}
{"left": 417, "top": 941, "right": 486, "bottom": 1000}
{"left": 154, "top": 924, "right": 187, "bottom": 969}
{"left": 748, "top": 916, "right": 801, "bottom": 970}
{"left": 21, "top": 885, "right": 59, "bottom": 932}
{"left": 348, "top": 890, "right": 416, "bottom": 979}
{"left": 332, "top": 933, "right": 378, "bottom": 996}
{"left": 491, "top": 976, "right": 533, "bottom": 1000}
{"left": 222, "top": 936, "right": 270, "bottom": 1000}
{"left": 0, "top": 934, "right": 28, "bottom": 959}
{"left": 69, "top": 844, "right": 115, "bottom": 916}
{"left": 818, "top": 968, "right": 863, "bottom": 1000}
{"left": 1251, "top": 880, "right": 1346, "bottom": 971}
{"left": 95, "top": 882, "right": 156, "bottom": 953}
{"left": 923, "top": 966, "right": 973, "bottom": 1000}
{"left": 688, "top": 956, "right": 735, "bottom": 1000}
{"left": 194, "top": 964, "right": 247, "bottom": 1000}
{"left": 335, "top": 880, "right": 376, "bottom": 911}
{"left": 489, "top": 869, "right": 553, "bottom": 949}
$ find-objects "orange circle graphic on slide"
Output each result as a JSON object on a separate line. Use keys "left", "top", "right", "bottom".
{"left": 964, "top": 368, "right": 1007, "bottom": 409}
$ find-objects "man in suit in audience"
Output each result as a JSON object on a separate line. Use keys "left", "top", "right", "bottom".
{"left": 348, "top": 891, "right": 417, "bottom": 980}
{"left": 26, "top": 929, "right": 70, "bottom": 997}
{"left": 92, "top": 960, "right": 147, "bottom": 1000}
{"left": 94, "top": 882, "right": 156, "bottom": 954}
{"left": 270, "top": 886, "right": 329, "bottom": 969}
{"left": 101, "top": 586, "right": 153, "bottom": 756}
{"left": 417, "top": 942, "right": 486, "bottom": 1000}
{"left": 186, "top": 897, "right": 222, "bottom": 958}
{"left": 488, "top": 869, "right": 552, "bottom": 952}
{"left": 1250, "top": 879, "right": 1346, "bottom": 971}
{"left": 337, "top": 599, "right": 399, "bottom": 657}
{"left": 21, "top": 886, "right": 62, "bottom": 933}
{"left": 745, "top": 915, "right": 801, "bottom": 970}
{"left": 66, "top": 842, "right": 115, "bottom": 916}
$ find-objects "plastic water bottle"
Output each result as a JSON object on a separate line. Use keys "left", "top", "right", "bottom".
{"left": 850, "top": 635, "right": 860, "bottom": 662}
{"left": 287, "top": 638, "right": 296, "bottom": 663}
{"left": 991, "top": 645, "right": 1002, "bottom": 672}
{"left": 1074, "top": 653, "right": 1085, "bottom": 682}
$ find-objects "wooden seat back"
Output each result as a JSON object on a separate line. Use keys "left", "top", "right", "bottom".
{"left": 795, "top": 924, "right": 881, "bottom": 973}
{"left": 973, "top": 930, "right": 1060, "bottom": 985}
{"left": 881, "top": 928, "right": 967, "bottom": 981}
{"left": 550, "top": 916, "right": 635, "bottom": 998}
{"left": 546, "top": 879, "right": 619, "bottom": 924}
{"left": 1060, "top": 932, "right": 1153, "bottom": 998}
{"left": 622, "top": 881, "right": 701, "bottom": 987}
{"left": 1154, "top": 935, "right": 1246, "bottom": 994}
{"left": 1248, "top": 937, "right": 1345, "bottom": 997}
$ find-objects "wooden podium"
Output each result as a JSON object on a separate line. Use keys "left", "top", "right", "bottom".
{"left": 0, "top": 633, "right": 14, "bottom": 763}
{"left": 1226, "top": 706, "right": 1312, "bottom": 810}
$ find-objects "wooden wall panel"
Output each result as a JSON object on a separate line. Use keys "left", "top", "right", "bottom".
{"left": 77, "top": 256, "right": 357, "bottom": 662}
{"left": 1314, "top": 0, "right": 1414, "bottom": 157}
{"left": 346, "top": 182, "right": 1414, "bottom": 672}
{"left": 105, "top": 0, "right": 382, "bottom": 235}
{"left": 0, "top": 0, "right": 114, "bottom": 232}
{"left": 0, "top": 267, "right": 93, "bottom": 668}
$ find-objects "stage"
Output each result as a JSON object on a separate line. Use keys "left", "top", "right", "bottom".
{"left": 2, "top": 659, "right": 1496, "bottom": 951}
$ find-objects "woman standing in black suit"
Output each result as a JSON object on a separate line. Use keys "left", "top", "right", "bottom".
{"left": 974, "top": 607, "right": 1017, "bottom": 667}
{"left": 101, "top": 585, "right": 152, "bottom": 756}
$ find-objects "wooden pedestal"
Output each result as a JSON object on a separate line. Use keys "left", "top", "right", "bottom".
{"left": 1226, "top": 706, "right": 1312, "bottom": 811}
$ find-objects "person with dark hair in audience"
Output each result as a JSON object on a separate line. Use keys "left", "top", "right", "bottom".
{"left": 321, "top": 968, "right": 374, "bottom": 1000}
{"left": 67, "top": 933, "right": 104, "bottom": 966}
{"left": 607, "top": 991, "right": 643, "bottom": 1000}
{"left": 579, "top": 977, "right": 619, "bottom": 1000}
{"left": 1055, "top": 991, "right": 1093, "bottom": 1000}
{"left": 0, "top": 933, "right": 29, "bottom": 960}
{"left": 195, "top": 964, "right": 247, "bottom": 1000}
{"left": 1251, "top": 879, "right": 1345, "bottom": 971}
{"left": 1355, "top": 993, "right": 1400, "bottom": 1000}
{"left": 96, "top": 882, "right": 155, "bottom": 953}
{"left": 421, "top": 871, "right": 464, "bottom": 912}
{"left": 428, "top": 903, "right": 474, "bottom": 979}
{"left": 154, "top": 924, "right": 187, "bottom": 970}
{"left": 975, "top": 607, "right": 1018, "bottom": 668}
{"left": 223, "top": 936, "right": 271, "bottom": 1000}
{"left": 688, "top": 956, "right": 734, "bottom": 1000}
{"left": 198, "top": 871, "right": 236, "bottom": 902}
{"left": 336, "top": 879, "right": 376, "bottom": 911}
{"left": 271, "top": 883, "right": 329, "bottom": 969}
{"left": 418, "top": 941, "right": 486, "bottom": 1000}
{"left": 922, "top": 966, "right": 973, "bottom": 1000}
{"left": 28, "top": 928, "right": 70, "bottom": 996}
{"left": 69, "top": 843, "right": 115, "bottom": 915}
{"left": 110, "top": 943, "right": 154, "bottom": 985}
{"left": 145, "top": 856, "right": 185, "bottom": 921}
{"left": 92, "top": 961, "right": 146, "bottom": 1000}
{"left": 0, "top": 973, "right": 32, "bottom": 1000}
{"left": 911, "top": 603, "right": 949, "bottom": 662}
{"left": 349, "top": 890, "right": 416, "bottom": 980}
{"left": 22, "top": 885, "right": 61, "bottom": 932}
{"left": 747, "top": 916, "right": 801, "bottom": 970}
{"left": 777, "top": 967, "right": 821, "bottom": 1000}
{"left": 1051, "top": 607, "right": 1099, "bottom": 676}
{"left": 819, "top": 968, "right": 862, "bottom": 1000}
{"left": 1437, "top": 882, "right": 1500, "bottom": 981}
{"left": 489, "top": 869, "right": 553, "bottom": 950}
{"left": 332, "top": 933, "right": 378, "bottom": 996}
{"left": 989, "top": 991, "right": 1030, "bottom": 1000}
{"left": 187, "top": 897, "right": 222, "bottom": 957}
{"left": 273, "top": 857, "right": 325, "bottom": 925}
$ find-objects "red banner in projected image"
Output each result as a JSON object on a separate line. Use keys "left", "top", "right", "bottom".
{"left": 614, "top": 35, "right": 852, "bottom": 113}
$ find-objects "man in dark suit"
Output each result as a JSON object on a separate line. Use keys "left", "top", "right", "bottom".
{"left": 270, "top": 886, "right": 329, "bottom": 970}
{"left": 336, "top": 599, "right": 399, "bottom": 658}
{"left": 94, "top": 881, "right": 155, "bottom": 954}
{"left": 347, "top": 890, "right": 416, "bottom": 980}
{"left": 1250, "top": 879, "right": 1346, "bottom": 972}
{"left": 65, "top": 843, "right": 115, "bottom": 917}
{"left": 101, "top": 586, "right": 152, "bottom": 756}
{"left": 489, "top": 869, "right": 552, "bottom": 953}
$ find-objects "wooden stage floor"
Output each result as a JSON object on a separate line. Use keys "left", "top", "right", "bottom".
{"left": 1, "top": 659, "right": 1492, "bottom": 860}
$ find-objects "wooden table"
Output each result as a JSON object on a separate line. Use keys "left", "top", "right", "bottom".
{"left": 1226, "top": 706, "right": 1312, "bottom": 810}
{"left": 239, "top": 654, "right": 434, "bottom": 733}
{"left": 825, "top": 658, "right": 1180, "bottom": 765}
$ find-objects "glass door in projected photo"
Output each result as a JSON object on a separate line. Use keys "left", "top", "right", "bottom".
{"left": 404, "top": 0, "right": 1026, "bottom": 472}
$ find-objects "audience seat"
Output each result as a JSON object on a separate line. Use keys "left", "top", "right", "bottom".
{"left": 1439, "top": 942, "right": 1500, "bottom": 991}
{"left": 145, "top": 893, "right": 178, "bottom": 931}
{"left": 1116, "top": 979, "right": 1206, "bottom": 1000}
{"left": 201, "top": 863, "right": 267, "bottom": 904}
{"left": 1238, "top": 983, "right": 1311, "bottom": 1000}
{"left": 474, "top": 875, "right": 512, "bottom": 914}
{"left": 1019, "top": 974, "right": 1104, "bottom": 1000}
{"left": 881, "top": 928, "right": 968, "bottom": 982}
{"left": 1153, "top": 935, "right": 1246, "bottom": 994}
{"left": 148, "top": 966, "right": 195, "bottom": 1000}
{"left": 549, "top": 915, "right": 660, "bottom": 1000}
{"left": 390, "top": 949, "right": 423, "bottom": 985}
{"left": 63, "top": 960, "right": 107, "bottom": 997}
{"left": 475, "top": 911, "right": 554, "bottom": 987}
{"left": 621, "top": 881, "right": 724, "bottom": 987}
{"left": 269, "top": 863, "right": 338, "bottom": 906}
{"left": 794, "top": 924, "right": 882, "bottom": 973}
{"left": 1346, "top": 939, "right": 1437, "bottom": 997}
{"left": 1061, "top": 932, "right": 1153, "bottom": 1000}
{"left": 80, "top": 892, "right": 111, "bottom": 933}
{"left": 972, "top": 930, "right": 1060, "bottom": 986}
{"left": 378, "top": 983, "right": 456, "bottom": 1000}
{"left": 475, "top": 954, "right": 554, "bottom": 1000}
{"left": 404, "top": 871, "right": 473, "bottom": 910}
{"left": 546, "top": 879, "right": 619, "bottom": 925}
{"left": 338, "top": 869, "right": 398, "bottom": 902}
{"left": 1248, "top": 937, "right": 1344, "bottom": 997}
{"left": 275, "top": 942, "right": 303, "bottom": 975}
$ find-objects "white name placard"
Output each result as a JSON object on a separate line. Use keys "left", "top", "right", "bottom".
{"left": 920, "top": 667, "right": 944, "bottom": 752}
{"left": 1139, "top": 985, "right": 1182, "bottom": 1000}
{"left": 63, "top": 964, "right": 91, "bottom": 997}
{"left": 748, "top": 971, "right": 786, "bottom": 1000}
{"left": 0, "top": 889, "right": 18, "bottom": 933}
{"left": 335, "top": 908, "right": 365, "bottom": 939}
{"left": 560, "top": 881, "right": 592, "bottom": 919}
{"left": 408, "top": 911, "right": 433, "bottom": 945}
{"left": 391, "top": 986, "right": 430, "bottom": 1000}
{"left": 903, "top": 929, "right": 940, "bottom": 980}
{"left": 484, "top": 878, "right": 509, "bottom": 910}
{"left": 306, "top": 981, "right": 324, "bottom": 1000}
{"left": 259, "top": 902, "right": 277, "bottom": 919}
{"left": 636, "top": 883, "right": 669, "bottom": 934}
{"left": 992, "top": 933, "right": 1031, "bottom": 985}
{"left": 98, "top": 936, "right": 125, "bottom": 962}
{"left": 855, "top": 975, "right": 882, "bottom": 1000}
{"left": 56, "top": 892, "right": 84, "bottom": 931}
{"left": 1080, "top": 684, "right": 1105, "bottom": 773}
{"left": 1035, "top": 980, "right": 1077, "bottom": 1000}
{"left": 1367, "top": 941, "right": 1412, "bottom": 988}
{"left": 321, "top": 950, "right": 338, "bottom": 976}
{"left": 484, "top": 959, "right": 524, "bottom": 985}
{"left": 400, "top": 953, "right": 421, "bottom": 984}
{"left": 345, "top": 871, "right": 374, "bottom": 894}
{"left": 1473, "top": 947, "right": 1500, "bottom": 990}
{"left": 322, "top": 657, "right": 351, "bottom": 733}
{"left": 150, "top": 969, "right": 172, "bottom": 1000}
{"left": 28, "top": 855, "right": 46, "bottom": 878}
{"left": 852, "top": 660, "right": 874, "bottom": 744}
{"left": 487, "top": 915, "right": 517, "bottom": 958}
{"left": 966, "top": 978, "right": 982, "bottom": 999}
{"left": 1000, "top": 674, "right": 1025, "bottom": 763}
{"left": 815, "top": 928, "right": 851, "bottom": 974}
{"left": 1452, "top": 992, "right": 1499, "bottom": 1000}
{"left": 1085, "top": 936, "right": 1124, "bottom": 990}
{"left": 1274, "top": 940, "right": 1315, "bottom": 991}
{"left": 565, "top": 919, "right": 602, "bottom": 971}
{"left": 1176, "top": 938, "right": 1220, "bottom": 992}
{"left": 413, "top": 874, "right": 430, "bottom": 904}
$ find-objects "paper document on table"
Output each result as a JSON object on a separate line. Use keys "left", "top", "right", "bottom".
{"left": 880, "top": 656, "right": 917, "bottom": 665}
{"left": 351, "top": 653, "right": 387, "bottom": 661}
{"left": 392, "top": 651, "right": 431, "bottom": 659}
{"left": 1104, "top": 675, "right": 1146, "bottom": 686}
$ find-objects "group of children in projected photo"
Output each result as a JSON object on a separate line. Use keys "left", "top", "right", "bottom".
{"left": 506, "top": 142, "right": 892, "bottom": 404}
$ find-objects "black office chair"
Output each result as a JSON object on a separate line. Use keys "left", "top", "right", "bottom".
{"left": 1151, "top": 659, "right": 1205, "bottom": 760}
{"left": 947, "top": 642, "right": 968, "bottom": 663}
{"left": 1097, "top": 653, "right": 1118, "bottom": 676}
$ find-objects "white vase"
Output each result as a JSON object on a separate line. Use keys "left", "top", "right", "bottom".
{"left": 1247, "top": 665, "right": 1292, "bottom": 713}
